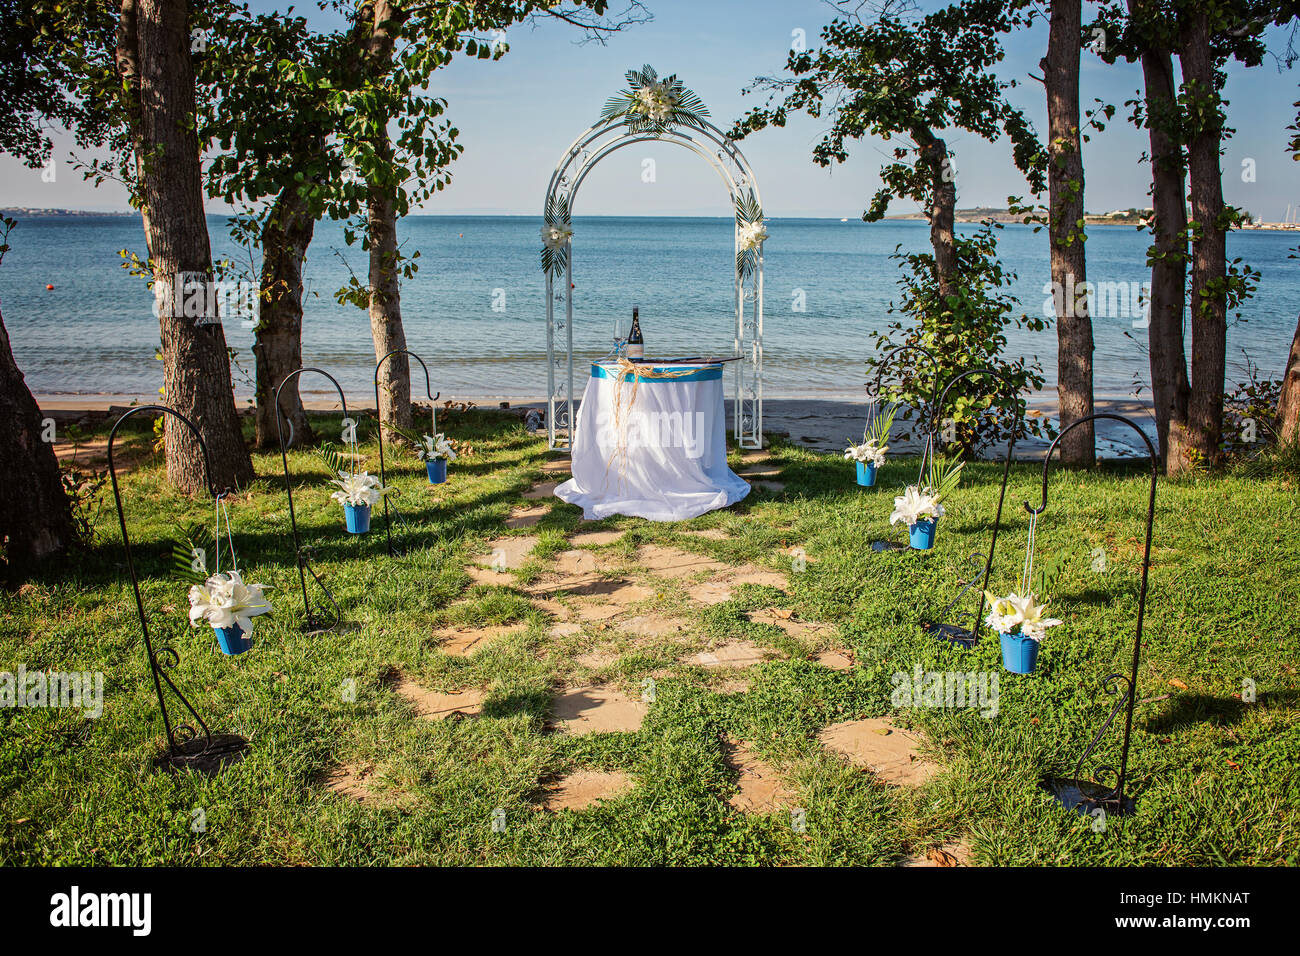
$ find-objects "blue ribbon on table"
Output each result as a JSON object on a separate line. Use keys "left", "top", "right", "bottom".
{"left": 591, "top": 363, "right": 723, "bottom": 383}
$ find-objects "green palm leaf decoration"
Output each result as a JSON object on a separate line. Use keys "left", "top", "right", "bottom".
{"left": 541, "top": 193, "right": 572, "bottom": 276}
{"left": 734, "top": 188, "right": 765, "bottom": 282}
{"left": 600, "top": 64, "right": 710, "bottom": 135}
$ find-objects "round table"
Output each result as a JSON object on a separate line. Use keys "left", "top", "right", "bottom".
{"left": 553, "top": 361, "right": 751, "bottom": 521}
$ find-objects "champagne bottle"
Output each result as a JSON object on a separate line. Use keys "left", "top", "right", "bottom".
{"left": 626, "top": 306, "right": 644, "bottom": 360}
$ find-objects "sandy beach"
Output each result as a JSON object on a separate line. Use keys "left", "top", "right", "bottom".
{"left": 36, "top": 392, "right": 1158, "bottom": 461}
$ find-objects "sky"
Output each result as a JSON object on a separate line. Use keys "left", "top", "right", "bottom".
{"left": 3, "top": 0, "right": 1298, "bottom": 220}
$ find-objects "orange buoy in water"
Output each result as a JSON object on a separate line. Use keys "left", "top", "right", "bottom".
{"left": 46, "top": 284, "right": 54, "bottom": 290}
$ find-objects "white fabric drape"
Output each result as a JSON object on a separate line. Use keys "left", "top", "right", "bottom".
{"left": 554, "top": 362, "right": 751, "bottom": 521}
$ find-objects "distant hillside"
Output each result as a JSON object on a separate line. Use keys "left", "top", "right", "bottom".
{"left": 886, "top": 206, "right": 1153, "bottom": 225}
{"left": 0, "top": 208, "right": 133, "bottom": 217}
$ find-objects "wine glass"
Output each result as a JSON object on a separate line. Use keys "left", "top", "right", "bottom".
{"left": 610, "top": 313, "right": 630, "bottom": 358}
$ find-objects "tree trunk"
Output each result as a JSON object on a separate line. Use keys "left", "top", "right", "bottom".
{"left": 1043, "top": 0, "right": 1095, "bottom": 466}
{"left": 0, "top": 307, "right": 77, "bottom": 572}
{"left": 364, "top": 0, "right": 411, "bottom": 433}
{"left": 124, "top": 0, "right": 254, "bottom": 493}
{"left": 254, "top": 185, "right": 315, "bottom": 449}
{"left": 1179, "top": 12, "right": 1229, "bottom": 466}
{"left": 1277, "top": 312, "right": 1300, "bottom": 446}
{"left": 916, "top": 128, "right": 958, "bottom": 301}
{"left": 1132, "top": 13, "right": 1194, "bottom": 473}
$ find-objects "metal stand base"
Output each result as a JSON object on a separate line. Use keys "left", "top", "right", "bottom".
{"left": 160, "top": 734, "right": 248, "bottom": 776}
{"left": 870, "top": 539, "right": 908, "bottom": 553}
{"left": 1042, "top": 777, "right": 1136, "bottom": 817}
{"left": 922, "top": 621, "right": 978, "bottom": 649}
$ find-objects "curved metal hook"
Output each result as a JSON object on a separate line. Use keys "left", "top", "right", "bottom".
{"left": 1025, "top": 413, "right": 1159, "bottom": 516}
{"left": 373, "top": 348, "right": 439, "bottom": 557}
{"left": 274, "top": 368, "right": 350, "bottom": 632}
{"left": 108, "top": 405, "right": 217, "bottom": 761}
{"left": 1024, "top": 412, "right": 1158, "bottom": 813}
{"left": 867, "top": 343, "right": 942, "bottom": 410}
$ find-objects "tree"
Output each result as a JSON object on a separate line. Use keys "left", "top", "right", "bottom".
{"left": 200, "top": 8, "right": 341, "bottom": 448}
{"left": 0, "top": 3, "right": 94, "bottom": 568}
{"left": 320, "top": 0, "right": 649, "bottom": 434}
{"left": 116, "top": 0, "right": 255, "bottom": 493}
{"left": 1042, "top": 0, "right": 1096, "bottom": 465}
{"left": 1096, "top": 0, "right": 1291, "bottom": 472}
{"left": 0, "top": 219, "right": 78, "bottom": 571}
{"left": 1276, "top": 100, "right": 1300, "bottom": 444}
{"left": 732, "top": 0, "right": 1045, "bottom": 299}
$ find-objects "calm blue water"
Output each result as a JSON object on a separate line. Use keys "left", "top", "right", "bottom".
{"left": 1, "top": 214, "right": 1296, "bottom": 401}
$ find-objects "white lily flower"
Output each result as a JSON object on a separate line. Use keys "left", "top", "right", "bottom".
{"left": 188, "top": 570, "right": 272, "bottom": 634}
{"left": 983, "top": 591, "right": 1062, "bottom": 642}
{"left": 417, "top": 433, "right": 457, "bottom": 462}
{"left": 329, "top": 470, "right": 390, "bottom": 507}
{"left": 844, "top": 439, "right": 888, "bottom": 466}
{"left": 737, "top": 219, "right": 768, "bottom": 251}
{"left": 634, "top": 81, "right": 678, "bottom": 121}
{"left": 541, "top": 221, "right": 572, "bottom": 250}
{"left": 889, "top": 485, "right": 944, "bottom": 526}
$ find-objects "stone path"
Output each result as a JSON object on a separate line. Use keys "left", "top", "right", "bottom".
{"left": 392, "top": 677, "right": 485, "bottom": 720}
{"left": 818, "top": 717, "right": 937, "bottom": 786}
{"left": 725, "top": 739, "right": 795, "bottom": 814}
{"left": 539, "top": 770, "right": 633, "bottom": 811}
{"left": 551, "top": 685, "right": 648, "bottom": 735}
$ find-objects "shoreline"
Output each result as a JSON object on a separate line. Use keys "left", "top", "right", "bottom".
{"left": 37, "top": 393, "right": 1159, "bottom": 460}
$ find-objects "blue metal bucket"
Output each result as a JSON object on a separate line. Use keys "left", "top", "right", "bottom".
{"left": 344, "top": 502, "right": 371, "bottom": 534}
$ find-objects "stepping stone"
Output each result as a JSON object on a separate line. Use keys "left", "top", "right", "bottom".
{"left": 818, "top": 717, "right": 937, "bottom": 786}
{"left": 554, "top": 549, "right": 598, "bottom": 575}
{"left": 725, "top": 740, "right": 795, "bottom": 814}
{"left": 392, "top": 678, "right": 484, "bottom": 720}
{"left": 736, "top": 465, "right": 783, "bottom": 478}
{"left": 506, "top": 504, "right": 549, "bottom": 529}
{"left": 617, "top": 614, "right": 687, "bottom": 638}
{"left": 523, "top": 481, "right": 560, "bottom": 500}
{"left": 475, "top": 535, "right": 538, "bottom": 569}
{"left": 717, "top": 678, "right": 751, "bottom": 694}
{"left": 576, "top": 603, "right": 626, "bottom": 622}
{"left": 575, "top": 649, "right": 617, "bottom": 669}
{"left": 638, "top": 545, "right": 728, "bottom": 577}
{"left": 681, "top": 527, "right": 729, "bottom": 540}
{"left": 813, "top": 649, "right": 854, "bottom": 671}
{"left": 900, "top": 840, "right": 973, "bottom": 867}
{"left": 750, "top": 481, "right": 785, "bottom": 493}
{"left": 688, "top": 581, "right": 734, "bottom": 605}
{"left": 433, "top": 622, "right": 526, "bottom": 657}
{"left": 569, "top": 528, "right": 625, "bottom": 546}
{"left": 541, "top": 459, "right": 572, "bottom": 475}
{"left": 729, "top": 569, "right": 788, "bottom": 590}
{"left": 539, "top": 770, "right": 633, "bottom": 811}
{"left": 325, "top": 763, "right": 410, "bottom": 806}
{"left": 747, "top": 608, "right": 828, "bottom": 639}
{"left": 550, "top": 621, "right": 583, "bottom": 638}
{"left": 465, "top": 565, "right": 515, "bottom": 587}
{"left": 687, "top": 640, "right": 768, "bottom": 670}
{"left": 551, "top": 685, "right": 647, "bottom": 735}
{"left": 738, "top": 448, "right": 769, "bottom": 465}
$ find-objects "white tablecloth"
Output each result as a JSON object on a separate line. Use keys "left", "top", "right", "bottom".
{"left": 554, "top": 362, "right": 751, "bottom": 521}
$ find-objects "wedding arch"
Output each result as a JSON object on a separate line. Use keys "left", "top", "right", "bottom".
{"left": 540, "top": 66, "right": 765, "bottom": 450}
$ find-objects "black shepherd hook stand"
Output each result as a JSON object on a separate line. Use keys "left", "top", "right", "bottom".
{"left": 374, "top": 348, "right": 440, "bottom": 557}
{"left": 108, "top": 406, "right": 247, "bottom": 773}
{"left": 919, "top": 367, "right": 1025, "bottom": 649}
{"left": 1032, "top": 413, "right": 1157, "bottom": 818}
{"left": 866, "top": 344, "right": 942, "bottom": 553}
{"left": 275, "top": 367, "right": 347, "bottom": 634}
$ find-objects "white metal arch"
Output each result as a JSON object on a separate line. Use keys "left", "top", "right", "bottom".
{"left": 542, "top": 110, "right": 764, "bottom": 450}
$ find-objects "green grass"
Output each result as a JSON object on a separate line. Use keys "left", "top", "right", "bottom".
{"left": 1, "top": 410, "right": 1297, "bottom": 866}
